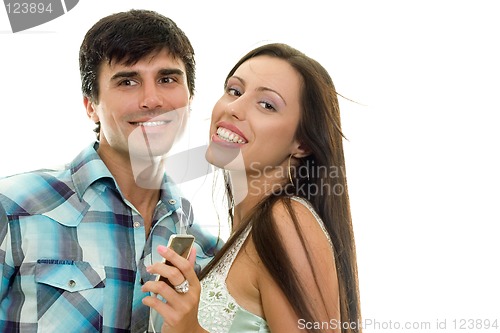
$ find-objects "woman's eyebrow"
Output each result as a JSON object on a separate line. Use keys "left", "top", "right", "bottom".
{"left": 257, "top": 86, "right": 287, "bottom": 106}
{"left": 230, "top": 75, "right": 287, "bottom": 105}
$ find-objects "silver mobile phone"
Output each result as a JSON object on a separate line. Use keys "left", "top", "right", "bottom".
{"left": 156, "top": 234, "right": 195, "bottom": 285}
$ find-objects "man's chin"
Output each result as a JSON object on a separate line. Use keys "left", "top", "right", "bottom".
{"left": 128, "top": 144, "right": 172, "bottom": 161}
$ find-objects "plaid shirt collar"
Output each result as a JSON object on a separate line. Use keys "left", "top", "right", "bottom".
{"left": 68, "top": 141, "right": 182, "bottom": 212}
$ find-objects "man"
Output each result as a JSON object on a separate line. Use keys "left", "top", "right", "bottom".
{"left": 0, "top": 10, "right": 221, "bottom": 332}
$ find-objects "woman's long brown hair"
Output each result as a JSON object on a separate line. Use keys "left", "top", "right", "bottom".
{"left": 200, "top": 43, "right": 361, "bottom": 333}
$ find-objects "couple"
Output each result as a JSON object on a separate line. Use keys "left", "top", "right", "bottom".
{"left": 0, "top": 9, "right": 361, "bottom": 333}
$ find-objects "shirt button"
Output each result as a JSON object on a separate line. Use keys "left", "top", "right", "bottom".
{"left": 133, "top": 221, "right": 141, "bottom": 228}
{"left": 68, "top": 280, "right": 76, "bottom": 288}
{"left": 168, "top": 199, "right": 176, "bottom": 205}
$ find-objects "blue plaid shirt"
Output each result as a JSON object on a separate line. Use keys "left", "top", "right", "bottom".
{"left": 0, "top": 143, "right": 222, "bottom": 332}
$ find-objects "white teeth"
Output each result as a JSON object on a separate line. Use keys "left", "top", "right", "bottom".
{"left": 216, "top": 127, "right": 247, "bottom": 144}
{"left": 134, "top": 121, "right": 169, "bottom": 127}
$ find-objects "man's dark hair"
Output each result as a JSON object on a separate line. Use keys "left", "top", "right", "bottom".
{"left": 79, "top": 9, "right": 196, "bottom": 103}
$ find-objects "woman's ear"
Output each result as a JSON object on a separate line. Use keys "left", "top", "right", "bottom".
{"left": 291, "top": 141, "right": 311, "bottom": 158}
{"left": 84, "top": 96, "right": 99, "bottom": 123}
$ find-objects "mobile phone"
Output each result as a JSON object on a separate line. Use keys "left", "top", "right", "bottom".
{"left": 155, "top": 234, "right": 195, "bottom": 285}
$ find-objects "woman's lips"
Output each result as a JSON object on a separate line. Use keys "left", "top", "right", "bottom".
{"left": 211, "top": 132, "right": 245, "bottom": 148}
{"left": 216, "top": 121, "right": 248, "bottom": 141}
{"left": 215, "top": 126, "right": 247, "bottom": 144}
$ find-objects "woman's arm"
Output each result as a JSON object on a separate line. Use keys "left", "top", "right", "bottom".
{"left": 142, "top": 246, "right": 209, "bottom": 333}
{"left": 259, "top": 199, "right": 341, "bottom": 332}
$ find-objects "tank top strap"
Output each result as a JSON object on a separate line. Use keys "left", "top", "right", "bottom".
{"left": 212, "top": 225, "right": 252, "bottom": 278}
{"left": 290, "top": 196, "right": 334, "bottom": 249}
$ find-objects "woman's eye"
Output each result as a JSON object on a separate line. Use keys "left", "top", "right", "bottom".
{"left": 259, "top": 101, "right": 276, "bottom": 111}
{"left": 227, "top": 87, "right": 242, "bottom": 97}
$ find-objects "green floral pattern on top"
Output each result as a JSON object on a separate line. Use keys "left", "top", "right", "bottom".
{"left": 198, "top": 225, "right": 263, "bottom": 332}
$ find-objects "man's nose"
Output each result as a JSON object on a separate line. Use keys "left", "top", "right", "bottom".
{"left": 140, "top": 82, "right": 163, "bottom": 109}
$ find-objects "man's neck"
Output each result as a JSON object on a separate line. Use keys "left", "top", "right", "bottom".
{"left": 97, "top": 145, "right": 164, "bottom": 235}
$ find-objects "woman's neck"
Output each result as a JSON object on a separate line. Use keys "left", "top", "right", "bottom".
{"left": 228, "top": 166, "right": 289, "bottom": 231}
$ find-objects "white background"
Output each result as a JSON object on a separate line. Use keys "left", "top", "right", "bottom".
{"left": 1, "top": 1, "right": 499, "bottom": 331}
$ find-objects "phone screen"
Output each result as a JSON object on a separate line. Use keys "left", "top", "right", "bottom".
{"left": 156, "top": 234, "right": 195, "bottom": 285}
{"left": 168, "top": 235, "right": 195, "bottom": 259}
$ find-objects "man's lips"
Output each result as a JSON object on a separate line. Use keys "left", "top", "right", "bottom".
{"left": 128, "top": 108, "right": 185, "bottom": 127}
{"left": 129, "top": 120, "right": 172, "bottom": 127}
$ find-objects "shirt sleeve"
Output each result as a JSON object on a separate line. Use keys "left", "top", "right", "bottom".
{"left": 0, "top": 203, "right": 14, "bottom": 301}
{"left": 188, "top": 221, "right": 224, "bottom": 274}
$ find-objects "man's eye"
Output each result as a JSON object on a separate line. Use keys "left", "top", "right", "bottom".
{"left": 160, "top": 77, "right": 175, "bottom": 84}
{"left": 119, "top": 79, "right": 137, "bottom": 86}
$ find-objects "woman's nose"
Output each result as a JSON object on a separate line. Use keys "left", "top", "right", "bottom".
{"left": 225, "top": 100, "right": 246, "bottom": 120}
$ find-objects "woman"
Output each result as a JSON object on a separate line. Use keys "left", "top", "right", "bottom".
{"left": 142, "top": 43, "right": 361, "bottom": 333}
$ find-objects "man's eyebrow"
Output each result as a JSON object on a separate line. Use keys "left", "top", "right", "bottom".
{"left": 158, "top": 68, "right": 185, "bottom": 76}
{"left": 110, "top": 68, "right": 185, "bottom": 81}
{"left": 110, "top": 71, "right": 138, "bottom": 81}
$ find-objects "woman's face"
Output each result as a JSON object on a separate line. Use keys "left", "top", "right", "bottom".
{"left": 206, "top": 55, "right": 304, "bottom": 178}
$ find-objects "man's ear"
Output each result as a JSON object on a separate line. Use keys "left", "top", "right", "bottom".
{"left": 84, "top": 96, "right": 99, "bottom": 123}
{"left": 291, "top": 141, "right": 311, "bottom": 158}
{"left": 188, "top": 95, "right": 194, "bottom": 114}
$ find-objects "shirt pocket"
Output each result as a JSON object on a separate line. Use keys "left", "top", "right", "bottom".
{"left": 35, "top": 260, "right": 106, "bottom": 332}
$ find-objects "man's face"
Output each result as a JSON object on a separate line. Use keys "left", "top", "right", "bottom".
{"left": 85, "top": 48, "right": 191, "bottom": 160}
